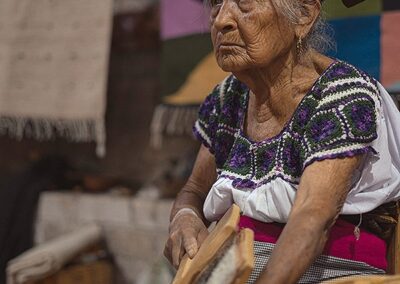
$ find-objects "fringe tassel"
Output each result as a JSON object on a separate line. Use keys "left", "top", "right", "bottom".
{"left": 0, "top": 116, "right": 106, "bottom": 158}
{"left": 150, "top": 104, "right": 199, "bottom": 148}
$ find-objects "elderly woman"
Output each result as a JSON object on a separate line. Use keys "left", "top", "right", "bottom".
{"left": 164, "top": 0, "right": 400, "bottom": 283}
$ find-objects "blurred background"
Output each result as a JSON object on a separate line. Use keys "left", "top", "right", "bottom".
{"left": 0, "top": 0, "right": 399, "bottom": 283}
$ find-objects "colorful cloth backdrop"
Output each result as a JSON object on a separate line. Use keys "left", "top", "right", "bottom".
{"left": 151, "top": 0, "right": 400, "bottom": 146}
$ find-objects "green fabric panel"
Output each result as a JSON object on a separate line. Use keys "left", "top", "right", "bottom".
{"left": 322, "top": 0, "right": 382, "bottom": 20}
{"left": 161, "top": 33, "right": 213, "bottom": 97}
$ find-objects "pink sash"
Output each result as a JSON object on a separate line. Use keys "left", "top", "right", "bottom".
{"left": 239, "top": 215, "right": 387, "bottom": 270}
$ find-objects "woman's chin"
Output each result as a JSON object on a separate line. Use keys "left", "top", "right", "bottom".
{"left": 217, "top": 59, "right": 248, "bottom": 73}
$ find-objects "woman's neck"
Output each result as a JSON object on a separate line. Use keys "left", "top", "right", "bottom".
{"left": 233, "top": 50, "right": 330, "bottom": 124}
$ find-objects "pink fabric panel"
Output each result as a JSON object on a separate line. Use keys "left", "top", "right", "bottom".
{"left": 324, "top": 219, "right": 387, "bottom": 270}
{"left": 381, "top": 11, "right": 400, "bottom": 87}
{"left": 239, "top": 216, "right": 387, "bottom": 271}
{"left": 239, "top": 215, "right": 284, "bottom": 244}
{"left": 161, "top": 0, "right": 210, "bottom": 40}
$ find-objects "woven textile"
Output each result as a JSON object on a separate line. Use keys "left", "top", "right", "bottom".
{"left": 247, "top": 241, "right": 385, "bottom": 284}
{"left": 7, "top": 224, "right": 102, "bottom": 284}
{"left": 0, "top": 0, "right": 113, "bottom": 156}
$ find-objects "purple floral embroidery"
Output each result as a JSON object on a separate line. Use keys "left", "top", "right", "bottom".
{"left": 311, "top": 119, "right": 337, "bottom": 141}
{"left": 310, "top": 113, "right": 341, "bottom": 143}
{"left": 260, "top": 148, "right": 276, "bottom": 173}
{"left": 229, "top": 143, "right": 250, "bottom": 169}
{"left": 221, "top": 105, "right": 234, "bottom": 123}
{"left": 298, "top": 109, "right": 309, "bottom": 122}
{"left": 194, "top": 62, "right": 379, "bottom": 190}
{"left": 219, "top": 79, "right": 246, "bottom": 127}
{"left": 215, "top": 133, "right": 235, "bottom": 167}
{"left": 296, "top": 107, "right": 311, "bottom": 128}
{"left": 282, "top": 139, "right": 302, "bottom": 176}
{"left": 198, "top": 94, "right": 218, "bottom": 118}
{"left": 351, "top": 103, "right": 374, "bottom": 132}
{"left": 232, "top": 178, "right": 256, "bottom": 189}
{"left": 292, "top": 98, "right": 319, "bottom": 133}
{"left": 325, "top": 64, "right": 353, "bottom": 81}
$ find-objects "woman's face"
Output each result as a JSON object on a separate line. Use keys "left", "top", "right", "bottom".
{"left": 210, "top": 0, "right": 296, "bottom": 72}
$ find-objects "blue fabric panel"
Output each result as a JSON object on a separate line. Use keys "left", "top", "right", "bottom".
{"left": 327, "top": 15, "right": 381, "bottom": 80}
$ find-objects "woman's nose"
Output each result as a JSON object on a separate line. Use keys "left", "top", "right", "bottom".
{"left": 213, "top": 3, "right": 237, "bottom": 33}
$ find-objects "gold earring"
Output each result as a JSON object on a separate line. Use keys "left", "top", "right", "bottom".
{"left": 296, "top": 37, "right": 303, "bottom": 56}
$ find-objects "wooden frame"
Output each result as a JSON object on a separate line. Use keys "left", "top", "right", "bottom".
{"left": 174, "top": 201, "right": 400, "bottom": 283}
{"left": 387, "top": 202, "right": 400, "bottom": 274}
{"left": 172, "top": 205, "right": 254, "bottom": 284}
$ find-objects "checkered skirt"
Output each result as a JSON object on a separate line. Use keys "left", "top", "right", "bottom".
{"left": 246, "top": 241, "right": 385, "bottom": 284}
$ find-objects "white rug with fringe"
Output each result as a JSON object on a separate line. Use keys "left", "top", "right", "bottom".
{"left": 0, "top": 0, "right": 113, "bottom": 157}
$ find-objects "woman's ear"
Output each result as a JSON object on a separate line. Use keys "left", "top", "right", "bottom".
{"left": 294, "top": 0, "right": 321, "bottom": 39}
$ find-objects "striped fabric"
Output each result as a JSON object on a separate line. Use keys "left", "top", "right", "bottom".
{"left": 247, "top": 241, "right": 385, "bottom": 284}
{"left": 323, "top": 0, "right": 400, "bottom": 88}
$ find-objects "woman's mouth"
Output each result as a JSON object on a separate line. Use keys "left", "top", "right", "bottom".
{"left": 218, "top": 42, "right": 244, "bottom": 50}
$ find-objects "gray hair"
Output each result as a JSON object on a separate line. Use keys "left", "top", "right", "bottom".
{"left": 273, "top": 0, "right": 334, "bottom": 53}
{"left": 203, "top": 0, "right": 334, "bottom": 53}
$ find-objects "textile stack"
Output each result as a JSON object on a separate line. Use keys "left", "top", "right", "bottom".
{"left": 6, "top": 224, "right": 102, "bottom": 284}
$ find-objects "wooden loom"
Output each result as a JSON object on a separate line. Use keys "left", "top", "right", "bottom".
{"left": 172, "top": 204, "right": 254, "bottom": 284}
{"left": 173, "top": 202, "right": 400, "bottom": 284}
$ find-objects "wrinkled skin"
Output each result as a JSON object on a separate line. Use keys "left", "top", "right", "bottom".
{"left": 164, "top": 145, "right": 216, "bottom": 268}
{"left": 165, "top": 1, "right": 363, "bottom": 283}
{"left": 210, "top": 0, "right": 295, "bottom": 73}
{"left": 164, "top": 211, "right": 209, "bottom": 268}
{"left": 209, "top": 0, "right": 326, "bottom": 142}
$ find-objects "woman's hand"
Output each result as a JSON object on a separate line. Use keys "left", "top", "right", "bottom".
{"left": 164, "top": 209, "right": 209, "bottom": 268}
{"left": 164, "top": 145, "right": 217, "bottom": 268}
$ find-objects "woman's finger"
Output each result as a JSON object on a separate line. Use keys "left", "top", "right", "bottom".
{"left": 197, "top": 227, "right": 209, "bottom": 246}
{"left": 178, "top": 245, "right": 185, "bottom": 264}
{"left": 182, "top": 229, "right": 198, "bottom": 258}
{"left": 163, "top": 239, "right": 173, "bottom": 264}
{"left": 171, "top": 233, "right": 183, "bottom": 268}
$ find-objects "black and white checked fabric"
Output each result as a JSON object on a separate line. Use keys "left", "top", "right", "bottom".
{"left": 246, "top": 241, "right": 385, "bottom": 284}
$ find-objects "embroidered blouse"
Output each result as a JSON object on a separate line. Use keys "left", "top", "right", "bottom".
{"left": 193, "top": 60, "right": 400, "bottom": 223}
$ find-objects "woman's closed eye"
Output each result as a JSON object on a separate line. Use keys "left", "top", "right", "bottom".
{"left": 208, "top": 0, "right": 223, "bottom": 7}
{"left": 208, "top": 0, "right": 253, "bottom": 12}
{"left": 237, "top": 0, "right": 253, "bottom": 10}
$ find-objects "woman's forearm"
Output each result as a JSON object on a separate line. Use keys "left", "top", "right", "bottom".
{"left": 170, "top": 145, "right": 217, "bottom": 224}
{"left": 255, "top": 157, "right": 361, "bottom": 283}
{"left": 170, "top": 180, "right": 209, "bottom": 223}
{"left": 164, "top": 145, "right": 217, "bottom": 266}
{"left": 255, "top": 208, "right": 335, "bottom": 284}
